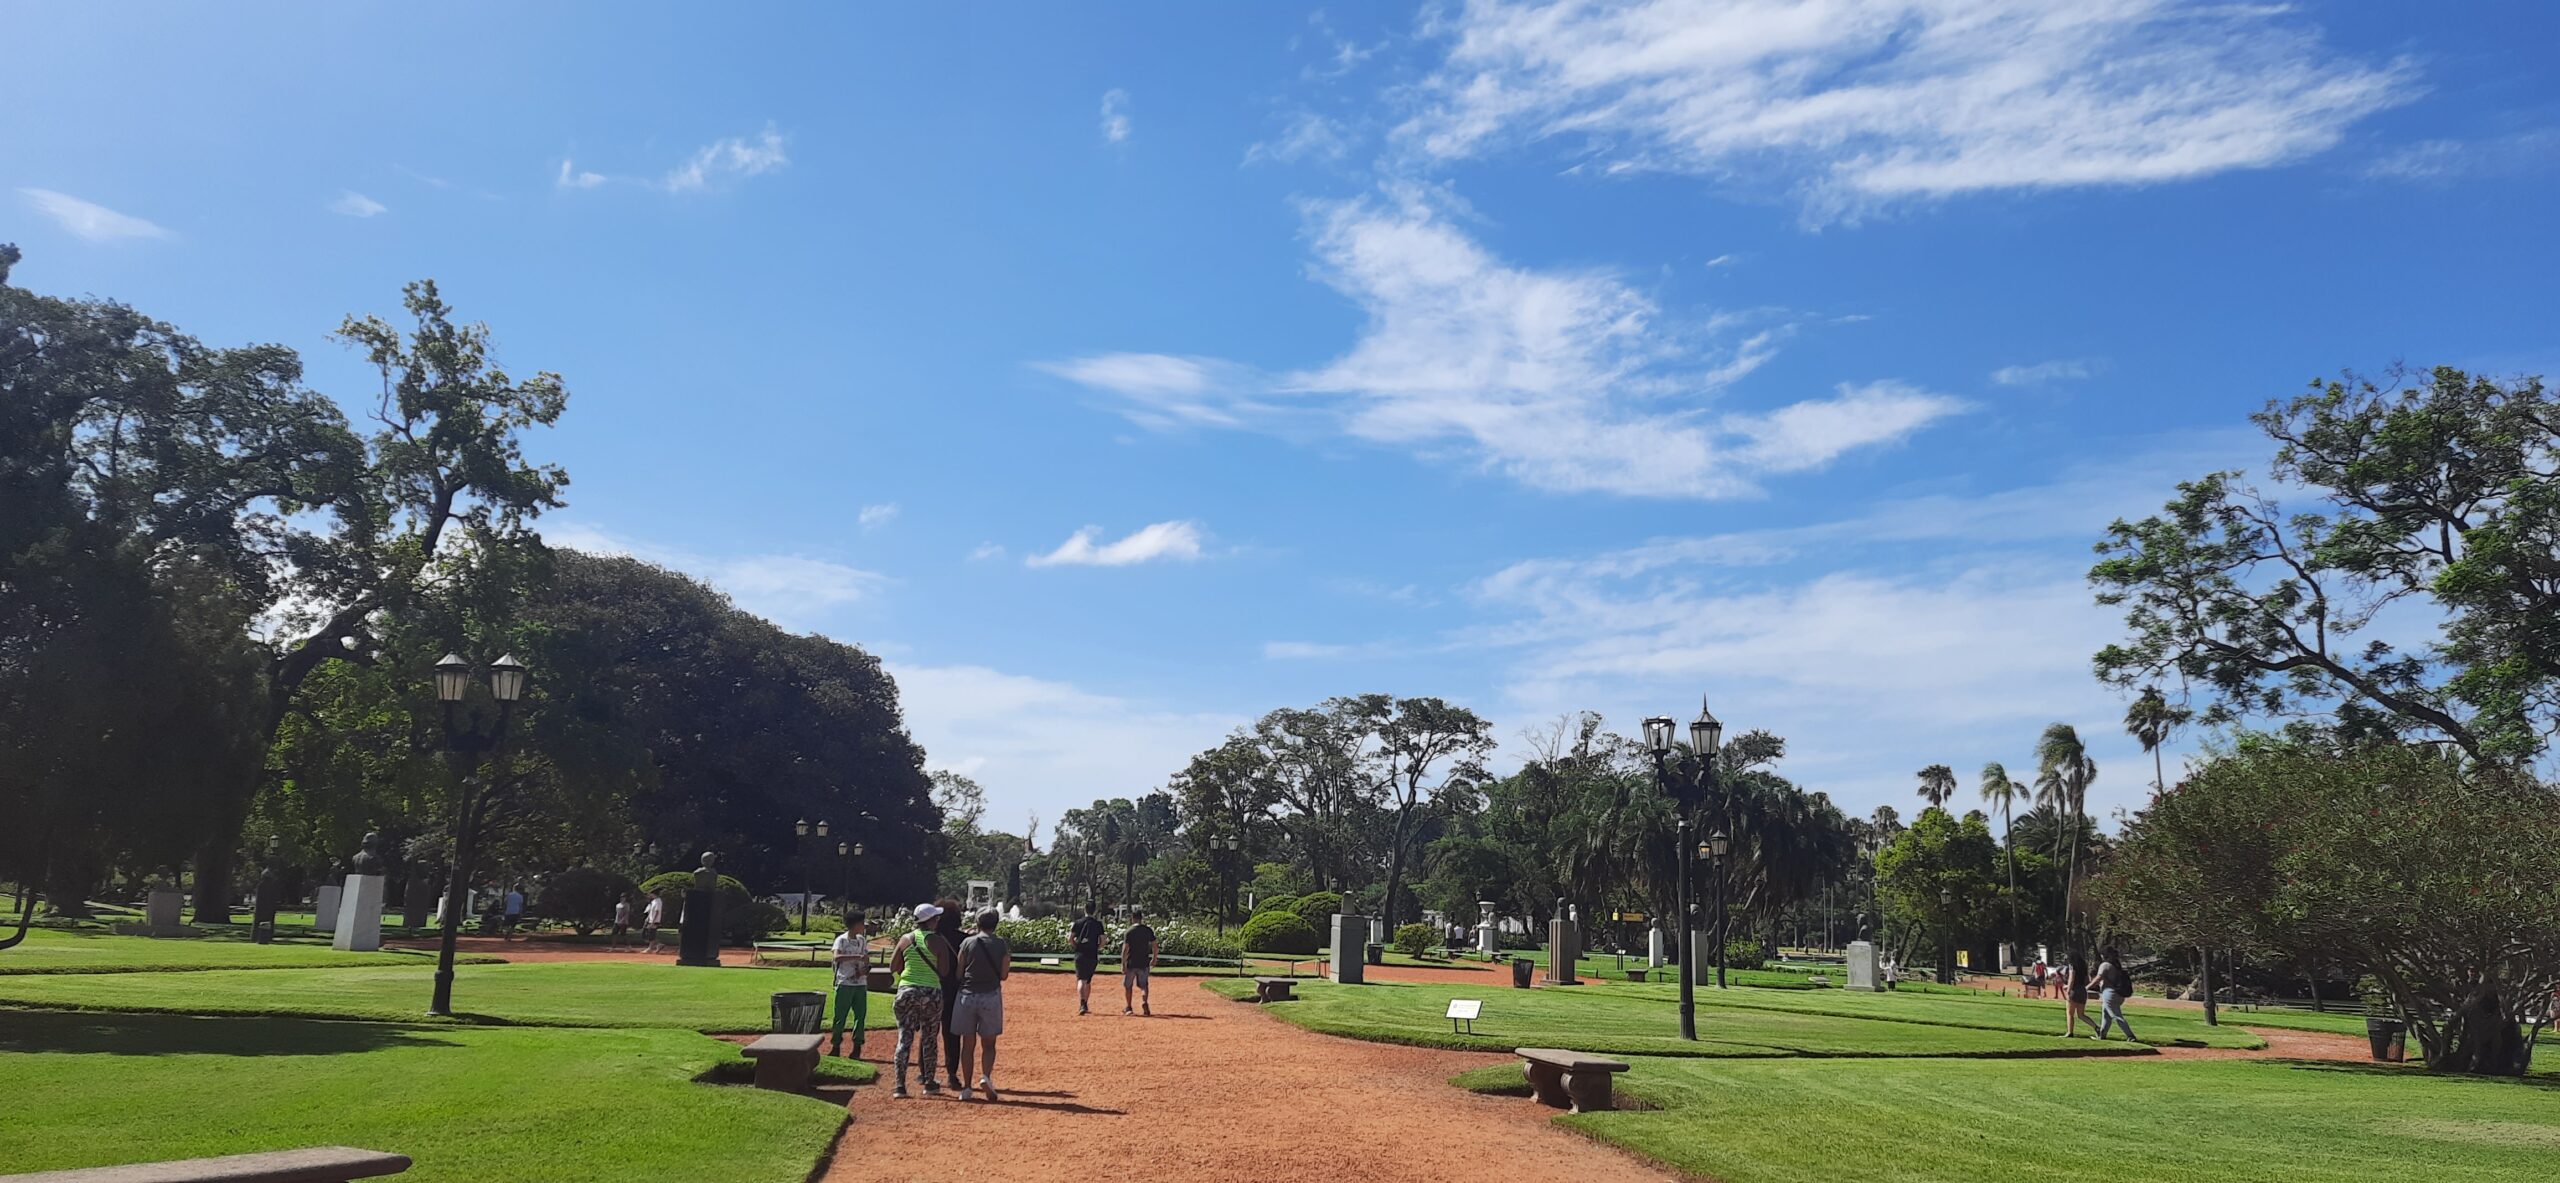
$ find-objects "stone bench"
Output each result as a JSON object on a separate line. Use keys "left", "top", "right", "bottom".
{"left": 1252, "top": 976, "right": 1297, "bottom": 1003}
{"left": 0, "top": 1147, "right": 411, "bottom": 1182}
{"left": 740, "top": 1033, "right": 825, "bottom": 1091}
{"left": 1516, "top": 1047, "right": 1631, "bottom": 1113}
{"left": 1625, "top": 968, "right": 1650, "bottom": 983}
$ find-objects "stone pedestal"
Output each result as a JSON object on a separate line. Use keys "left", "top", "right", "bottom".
{"left": 314, "top": 884, "right": 342, "bottom": 933}
{"left": 1546, "top": 919, "right": 1579, "bottom": 985}
{"left": 1647, "top": 927, "right": 1666, "bottom": 968}
{"left": 1997, "top": 942, "right": 2016, "bottom": 974}
{"left": 1846, "top": 940, "right": 1884, "bottom": 992}
{"left": 1476, "top": 901, "right": 1498, "bottom": 954}
{"left": 1690, "top": 929, "right": 1710, "bottom": 986}
{"left": 404, "top": 877, "right": 437, "bottom": 931}
{"left": 1329, "top": 914, "right": 1366, "bottom": 984}
{"left": 678, "top": 854, "right": 723, "bottom": 967}
{"left": 145, "top": 888, "right": 183, "bottom": 934}
{"left": 251, "top": 870, "right": 280, "bottom": 944}
{"left": 332, "top": 874, "right": 386, "bottom": 952}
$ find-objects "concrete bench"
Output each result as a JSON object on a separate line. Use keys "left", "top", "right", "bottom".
{"left": 1253, "top": 976, "right": 1297, "bottom": 1003}
{"left": 740, "top": 1033, "right": 825, "bottom": 1091}
{"left": 1516, "top": 1046, "right": 1631, "bottom": 1113}
{"left": 1625, "top": 967, "right": 1650, "bottom": 983}
{"left": 0, "top": 1147, "right": 411, "bottom": 1182}
{"left": 750, "top": 941, "right": 829, "bottom": 966}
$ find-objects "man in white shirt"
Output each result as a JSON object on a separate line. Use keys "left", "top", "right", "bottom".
{"left": 641, "top": 891, "right": 667, "bottom": 955}
{"left": 830, "top": 912, "right": 872, "bottom": 1058}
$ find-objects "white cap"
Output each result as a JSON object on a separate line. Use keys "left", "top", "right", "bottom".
{"left": 913, "top": 903, "right": 943, "bottom": 923}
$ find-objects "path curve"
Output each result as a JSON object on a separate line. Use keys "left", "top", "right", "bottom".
{"left": 824, "top": 970, "right": 1678, "bottom": 1183}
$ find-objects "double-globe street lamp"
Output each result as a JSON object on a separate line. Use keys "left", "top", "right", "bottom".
{"left": 793, "top": 819, "right": 830, "bottom": 934}
{"left": 835, "top": 839, "right": 864, "bottom": 920}
{"left": 1207, "top": 833, "right": 1243, "bottom": 935}
{"left": 429, "top": 652, "right": 527, "bottom": 1017}
{"left": 1642, "top": 696, "right": 1724, "bottom": 1042}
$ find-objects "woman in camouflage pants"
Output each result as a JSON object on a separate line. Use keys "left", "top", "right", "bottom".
{"left": 888, "top": 903, "right": 957, "bottom": 1098}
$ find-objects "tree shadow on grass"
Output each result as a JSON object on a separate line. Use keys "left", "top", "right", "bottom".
{"left": 2264, "top": 1058, "right": 2560, "bottom": 1092}
{"left": 0, "top": 1008, "right": 459, "bottom": 1057}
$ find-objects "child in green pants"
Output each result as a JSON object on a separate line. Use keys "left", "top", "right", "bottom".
{"left": 829, "top": 914, "right": 871, "bottom": 1057}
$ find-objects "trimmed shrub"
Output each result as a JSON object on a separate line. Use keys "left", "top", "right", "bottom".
{"left": 1393, "top": 922, "right": 1436, "bottom": 958}
{"left": 725, "top": 899, "right": 789, "bottom": 944}
{"left": 1723, "top": 937, "right": 1767, "bottom": 972}
{"left": 1255, "top": 894, "right": 1300, "bottom": 919}
{"left": 1288, "top": 891, "right": 1343, "bottom": 937}
{"left": 535, "top": 867, "right": 632, "bottom": 935}
{"left": 1239, "top": 910, "right": 1319, "bottom": 955}
{"left": 1152, "top": 920, "right": 1241, "bottom": 962}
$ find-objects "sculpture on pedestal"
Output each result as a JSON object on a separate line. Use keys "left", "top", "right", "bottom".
{"left": 678, "top": 851, "right": 724, "bottom": 967}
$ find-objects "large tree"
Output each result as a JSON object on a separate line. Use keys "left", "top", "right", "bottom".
{"left": 2094, "top": 368, "right": 2560, "bottom": 763}
{"left": 1344, "top": 694, "right": 1493, "bottom": 928}
{"left": 2095, "top": 739, "right": 2560, "bottom": 1075}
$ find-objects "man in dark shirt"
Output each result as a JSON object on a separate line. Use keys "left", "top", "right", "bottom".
{"left": 1122, "top": 909, "right": 1157, "bottom": 1016}
{"left": 1070, "top": 903, "right": 1107, "bottom": 1016}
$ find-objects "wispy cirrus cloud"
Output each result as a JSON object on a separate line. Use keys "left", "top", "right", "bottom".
{"left": 1026, "top": 521, "right": 1206, "bottom": 568}
{"left": 327, "top": 190, "right": 387, "bottom": 218}
{"left": 554, "top": 126, "right": 788, "bottom": 194}
{"left": 858, "top": 503, "right": 900, "bottom": 531}
{"left": 19, "top": 189, "right": 169, "bottom": 241}
{"left": 1042, "top": 185, "right": 1962, "bottom": 497}
{"left": 1991, "top": 359, "right": 2096, "bottom": 387}
{"left": 1099, "top": 90, "right": 1133, "bottom": 144}
{"left": 1399, "top": 0, "right": 2416, "bottom": 223}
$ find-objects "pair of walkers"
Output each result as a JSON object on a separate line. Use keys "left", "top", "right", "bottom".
{"left": 2060, "top": 947, "right": 2140, "bottom": 1041}
{"left": 1068, "top": 903, "right": 1158, "bottom": 1016}
{"left": 888, "top": 902, "right": 1010, "bottom": 1100}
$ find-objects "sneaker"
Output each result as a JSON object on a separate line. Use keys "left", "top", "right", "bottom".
{"left": 1122, "top": 1007, "right": 1134, "bottom": 1015}
{"left": 977, "top": 1077, "right": 997, "bottom": 1102}
{"left": 892, "top": 1086, "right": 911, "bottom": 1100}
{"left": 921, "top": 1080, "right": 942, "bottom": 1096}
{"left": 1142, "top": 1002, "right": 1152, "bottom": 1016}
{"left": 959, "top": 1085, "right": 974, "bottom": 1101}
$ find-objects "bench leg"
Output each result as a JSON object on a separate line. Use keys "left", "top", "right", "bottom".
{"left": 1523, "top": 1060, "right": 1570, "bottom": 1108}
{"left": 1563, "top": 1069, "right": 1615, "bottom": 1113}
{"left": 754, "top": 1052, "right": 816, "bottom": 1091}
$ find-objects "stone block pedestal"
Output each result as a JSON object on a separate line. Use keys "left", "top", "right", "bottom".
{"left": 1846, "top": 940, "right": 1884, "bottom": 992}
{"left": 1329, "top": 914, "right": 1367, "bottom": 984}
{"left": 1647, "top": 927, "right": 1666, "bottom": 968}
{"left": 314, "top": 884, "right": 342, "bottom": 934}
{"left": 333, "top": 873, "right": 386, "bottom": 952}
{"left": 1546, "top": 919, "right": 1579, "bottom": 985}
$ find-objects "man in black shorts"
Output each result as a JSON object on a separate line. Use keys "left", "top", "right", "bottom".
{"left": 1070, "top": 902, "right": 1106, "bottom": 1015}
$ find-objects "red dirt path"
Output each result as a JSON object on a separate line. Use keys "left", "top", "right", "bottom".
{"left": 821, "top": 970, "right": 1679, "bottom": 1183}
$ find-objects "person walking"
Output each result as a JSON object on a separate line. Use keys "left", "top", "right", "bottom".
{"left": 829, "top": 912, "right": 871, "bottom": 1059}
{"left": 640, "top": 890, "right": 666, "bottom": 955}
{"left": 932, "top": 900, "right": 967, "bottom": 1090}
{"left": 2092, "top": 946, "right": 2140, "bottom": 1041}
{"left": 2061, "top": 952, "right": 2100, "bottom": 1037}
{"left": 952, "top": 908, "right": 1011, "bottom": 1101}
{"left": 502, "top": 884, "right": 525, "bottom": 940}
{"left": 610, "top": 893, "right": 633, "bottom": 951}
{"left": 890, "top": 902, "right": 955, "bottom": 1098}
{"left": 1070, "top": 902, "right": 1106, "bottom": 1015}
{"left": 1121, "top": 909, "right": 1158, "bottom": 1016}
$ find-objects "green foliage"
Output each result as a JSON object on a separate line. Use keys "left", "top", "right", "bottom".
{"left": 722, "top": 899, "right": 788, "bottom": 944}
{"left": 637, "top": 870, "right": 747, "bottom": 900}
{"left": 1288, "top": 891, "right": 1344, "bottom": 933}
{"left": 1392, "top": 922, "right": 1436, "bottom": 957}
{"left": 1722, "top": 937, "right": 1768, "bottom": 972}
{"left": 2094, "top": 738, "right": 2560, "bottom": 1074}
{"left": 2093, "top": 368, "right": 2560, "bottom": 763}
{"left": 1150, "top": 920, "right": 1241, "bottom": 962}
{"left": 1239, "top": 910, "right": 1320, "bottom": 955}
{"left": 1254, "top": 893, "right": 1301, "bottom": 918}
{"left": 1876, "top": 808, "right": 2007, "bottom": 960}
{"left": 535, "top": 867, "right": 632, "bottom": 936}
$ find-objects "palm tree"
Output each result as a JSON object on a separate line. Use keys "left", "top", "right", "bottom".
{"left": 1979, "top": 761, "right": 2021, "bottom": 894}
{"left": 2034, "top": 723, "right": 2098, "bottom": 952}
{"left": 2124, "top": 686, "right": 2191, "bottom": 794}
{"left": 1915, "top": 764, "right": 1957, "bottom": 810}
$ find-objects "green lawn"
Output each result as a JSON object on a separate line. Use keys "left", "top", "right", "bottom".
{"left": 1453, "top": 1055, "right": 2560, "bottom": 1182}
{"left": 1605, "top": 977, "right": 2265, "bottom": 1050}
{"left": 0, "top": 961, "right": 881, "bottom": 1031}
{"left": 0, "top": 1009, "right": 849, "bottom": 1182}
{"left": 0, "top": 927, "right": 503, "bottom": 974}
{"left": 1204, "top": 977, "right": 2153, "bottom": 1060}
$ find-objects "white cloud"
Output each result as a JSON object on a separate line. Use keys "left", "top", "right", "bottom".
{"left": 1026, "top": 521, "right": 1206, "bottom": 568}
{"left": 1703, "top": 254, "right": 1740, "bottom": 269}
{"left": 1246, "top": 111, "right": 1352, "bottom": 166}
{"left": 1046, "top": 185, "right": 1962, "bottom": 498}
{"left": 662, "top": 126, "right": 789, "bottom": 192}
{"left": 887, "top": 662, "right": 1244, "bottom": 827}
{"left": 19, "top": 189, "right": 169, "bottom": 241}
{"left": 555, "top": 160, "right": 607, "bottom": 190}
{"left": 1401, "top": 0, "right": 2415, "bottom": 222}
{"left": 2364, "top": 130, "right": 2560, "bottom": 183}
{"left": 327, "top": 190, "right": 387, "bottom": 218}
{"left": 1264, "top": 641, "right": 1353, "bottom": 660}
{"left": 540, "top": 521, "right": 883, "bottom": 630}
{"left": 1099, "top": 89, "right": 1132, "bottom": 144}
{"left": 968, "top": 542, "right": 1007, "bottom": 562}
{"left": 1991, "top": 359, "right": 2096, "bottom": 386}
{"left": 858, "top": 503, "right": 900, "bottom": 531}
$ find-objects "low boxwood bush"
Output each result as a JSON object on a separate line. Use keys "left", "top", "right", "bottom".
{"left": 1288, "top": 891, "right": 1343, "bottom": 935}
{"left": 1393, "top": 922, "right": 1436, "bottom": 958}
{"left": 1239, "top": 910, "right": 1319, "bottom": 955}
{"left": 1151, "top": 920, "right": 1240, "bottom": 962}
{"left": 535, "top": 867, "right": 633, "bottom": 936}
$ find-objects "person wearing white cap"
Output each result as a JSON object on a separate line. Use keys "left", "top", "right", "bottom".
{"left": 889, "top": 902, "right": 957, "bottom": 1098}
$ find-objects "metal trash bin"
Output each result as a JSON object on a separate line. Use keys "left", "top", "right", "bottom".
{"left": 2365, "top": 1016, "right": 2406, "bottom": 1062}
{"left": 1512, "top": 957, "right": 1535, "bottom": 989}
{"left": 771, "top": 990, "right": 825, "bottom": 1034}
{"left": 1365, "top": 942, "right": 1385, "bottom": 965}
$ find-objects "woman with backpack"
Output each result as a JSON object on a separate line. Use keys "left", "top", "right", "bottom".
{"left": 2092, "top": 946, "right": 2140, "bottom": 1041}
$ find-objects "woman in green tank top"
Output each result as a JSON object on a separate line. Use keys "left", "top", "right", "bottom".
{"left": 889, "top": 903, "right": 955, "bottom": 1097}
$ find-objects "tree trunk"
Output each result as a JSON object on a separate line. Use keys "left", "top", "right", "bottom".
{"left": 2199, "top": 948, "right": 2218, "bottom": 1025}
{"left": 1379, "top": 805, "right": 1415, "bottom": 928}
{"left": 190, "top": 839, "right": 236, "bottom": 925}
{"left": 2430, "top": 988, "right": 2530, "bottom": 1076}
{"left": 43, "top": 861, "right": 95, "bottom": 918}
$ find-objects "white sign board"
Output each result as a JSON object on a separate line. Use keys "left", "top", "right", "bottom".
{"left": 1447, "top": 998, "right": 1483, "bottom": 1034}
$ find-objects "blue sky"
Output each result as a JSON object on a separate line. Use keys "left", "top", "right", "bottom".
{"left": 9, "top": 2, "right": 2557, "bottom": 835}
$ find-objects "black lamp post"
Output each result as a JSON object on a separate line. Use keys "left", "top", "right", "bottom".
{"left": 1643, "top": 696, "right": 1723, "bottom": 1040}
{"left": 835, "top": 840, "right": 863, "bottom": 918}
{"left": 1209, "top": 834, "right": 1241, "bottom": 935}
{"left": 1939, "top": 885, "right": 1956, "bottom": 984}
{"left": 1706, "top": 828, "right": 1731, "bottom": 988}
{"left": 429, "top": 652, "right": 526, "bottom": 1017}
{"left": 793, "top": 819, "right": 830, "bottom": 934}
